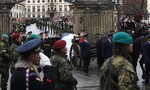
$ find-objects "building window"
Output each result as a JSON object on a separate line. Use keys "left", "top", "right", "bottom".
{"left": 42, "top": 6, "right": 45, "bottom": 12}
{"left": 37, "top": 6, "right": 40, "bottom": 12}
{"left": 28, "top": 8, "right": 30, "bottom": 12}
{"left": 59, "top": 0, "right": 62, "bottom": 2}
{"left": 64, "top": 5, "right": 67, "bottom": 11}
{"left": 33, "top": 14, "right": 35, "bottom": 17}
{"left": 28, "top": 6, "right": 30, "bottom": 12}
{"left": 48, "top": 8, "right": 50, "bottom": 11}
{"left": 51, "top": 0, "right": 53, "bottom": 3}
{"left": 59, "top": 5, "right": 62, "bottom": 11}
{"left": 33, "top": 6, "right": 35, "bottom": 12}
{"left": 38, "top": 0, "right": 40, "bottom": 3}
{"left": 33, "top": 0, "right": 35, "bottom": 3}
{"left": 43, "top": 0, "right": 45, "bottom": 2}
{"left": 54, "top": 5, "right": 56, "bottom": 10}
{"left": 54, "top": 0, "right": 56, "bottom": 2}
{"left": 38, "top": 15, "right": 40, "bottom": 18}
{"left": 28, "top": 14, "right": 30, "bottom": 17}
{"left": 48, "top": 0, "right": 49, "bottom": 2}
{"left": 51, "top": 7, "right": 53, "bottom": 10}
{"left": 43, "top": 15, "right": 45, "bottom": 18}
{"left": 28, "top": 0, "right": 30, "bottom": 3}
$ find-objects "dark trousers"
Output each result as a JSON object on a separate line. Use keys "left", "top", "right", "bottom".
{"left": 83, "top": 57, "right": 90, "bottom": 73}
{"left": 145, "top": 63, "right": 150, "bottom": 83}
{"left": 1, "top": 67, "right": 9, "bottom": 90}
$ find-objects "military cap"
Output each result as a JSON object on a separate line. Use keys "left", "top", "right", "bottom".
{"left": 107, "top": 32, "right": 113, "bottom": 36}
{"left": 145, "top": 34, "right": 150, "bottom": 38}
{"left": 16, "top": 38, "right": 42, "bottom": 53}
{"left": 113, "top": 32, "right": 133, "bottom": 45}
{"left": 11, "top": 33, "right": 21, "bottom": 39}
{"left": 2, "top": 34, "right": 9, "bottom": 39}
{"left": 39, "top": 32, "right": 44, "bottom": 35}
{"left": 27, "top": 31, "right": 32, "bottom": 34}
{"left": 52, "top": 40, "right": 66, "bottom": 50}
{"left": 45, "top": 31, "right": 49, "bottom": 34}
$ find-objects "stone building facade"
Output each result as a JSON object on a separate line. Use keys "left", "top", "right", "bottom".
{"left": 24, "top": 0, "right": 72, "bottom": 18}
{"left": 68, "top": 0, "right": 117, "bottom": 36}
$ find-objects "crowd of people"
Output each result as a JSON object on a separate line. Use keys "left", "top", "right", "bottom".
{"left": 0, "top": 31, "right": 78, "bottom": 90}
{"left": 0, "top": 15, "right": 150, "bottom": 90}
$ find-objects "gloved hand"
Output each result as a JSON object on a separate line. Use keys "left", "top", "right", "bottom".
{"left": 72, "top": 78, "right": 78, "bottom": 85}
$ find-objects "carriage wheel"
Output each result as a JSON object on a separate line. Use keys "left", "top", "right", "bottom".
{"left": 69, "top": 43, "right": 81, "bottom": 70}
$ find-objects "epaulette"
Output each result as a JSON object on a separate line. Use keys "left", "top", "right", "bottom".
{"left": 29, "top": 67, "right": 34, "bottom": 71}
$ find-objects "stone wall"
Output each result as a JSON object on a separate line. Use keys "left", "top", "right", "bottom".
{"left": 72, "top": 4, "right": 116, "bottom": 36}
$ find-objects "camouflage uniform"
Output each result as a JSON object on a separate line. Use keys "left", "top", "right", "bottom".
{"left": 50, "top": 51, "right": 77, "bottom": 90}
{"left": 10, "top": 42, "right": 20, "bottom": 73}
{"left": 100, "top": 50, "right": 139, "bottom": 90}
{"left": 0, "top": 40, "right": 11, "bottom": 90}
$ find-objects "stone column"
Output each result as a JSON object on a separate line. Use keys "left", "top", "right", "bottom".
{"left": 0, "top": 9, "right": 11, "bottom": 35}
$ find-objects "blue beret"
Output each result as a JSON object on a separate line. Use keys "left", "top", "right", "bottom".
{"left": 16, "top": 38, "right": 42, "bottom": 53}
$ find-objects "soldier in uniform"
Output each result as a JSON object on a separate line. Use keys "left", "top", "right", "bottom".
{"left": 10, "top": 33, "right": 21, "bottom": 73}
{"left": 50, "top": 40, "right": 78, "bottom": 90}
{"left": 100, "top": 32, "right": 139, "bottom": 90}
{"left": 42, "top": 31, "right": 52, "bottom": 58}
{"left": 28, "top": 34, "right": 52, "bottom": 68}
{"left": 0, "top": 34, "right": 11, "bottom": 90}
{"left": 142, "top": 34, "right": 150, "bottom": 85}
{"left": 101, "top": 32, "right": 113, "bottom": 60}
{"left": 80, "top": 34, "right": 91, "bottom": 75}
{"left": 11, "top": 38, "right": 57, "bottom": 90}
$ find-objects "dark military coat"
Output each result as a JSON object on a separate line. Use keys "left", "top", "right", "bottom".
{"left": 0, "top": 39, "right": 11, "bottom": 68}
{"left": 11, "top": 59, "right": 57, "bottom": 90}
{"left": 10, "top": 42, "right": 20, "bottom": 66}
{"left": 100, "top": 50, "right": 139, "bottom": 90}
{"left": 101, "top": 39, "right": 113, "bottom": 60}
{"left": 50, "top": 51, "right": 77, "bottom": 90}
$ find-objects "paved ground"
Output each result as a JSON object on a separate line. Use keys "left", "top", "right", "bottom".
{"left": 6, "top": 56, "right": 150, "bottom": 90}
{"left": 73, "top": 56, "right": 150, "bottom": 90}
{"left": 73, "top": 59, "right": 100, "bottom": 90}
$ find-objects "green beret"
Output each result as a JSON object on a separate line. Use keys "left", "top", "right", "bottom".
{"left": 29, "top": 34, "right": 40, "bottom": 39}
{"left": 2, "top": 34, "right": 9, "bottom": 39}
{"left": 113, "top": 32, "right": 133, "bottom": 45}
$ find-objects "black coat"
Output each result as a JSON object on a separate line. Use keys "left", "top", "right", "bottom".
{"left": 80, "top": 41, "right": 91, "bottom": 59}
{"left": 11, "top": 66, "right": 58, "bottom": 90}
{"left": 101, "top": 39, "right": 113, "bottom": 60}
{"left": 41, "top": 38, "right": 52, "bottom": 58}
{"left": 143, "top": 41, "right": 150, "bottom": 63}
